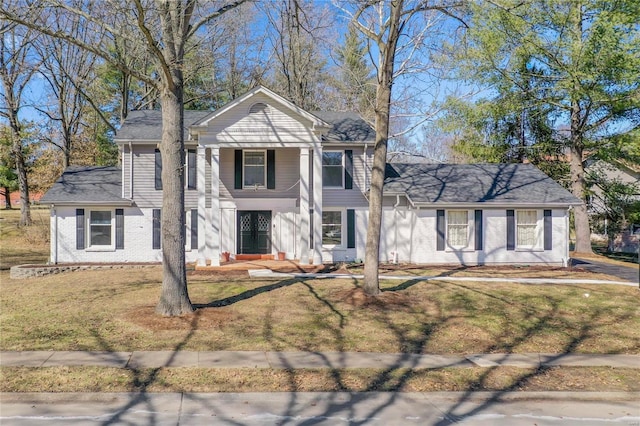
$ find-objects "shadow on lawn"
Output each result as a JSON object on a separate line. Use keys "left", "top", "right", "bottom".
{"left": 95, "top": 269, "right": 636, "bottom": 425}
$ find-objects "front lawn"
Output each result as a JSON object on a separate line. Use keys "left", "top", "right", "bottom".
{"left": 2, "top": 267, "right": 638, "bottom": 355}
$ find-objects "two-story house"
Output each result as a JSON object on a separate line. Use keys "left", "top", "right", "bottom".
{"left": 41, "top": 86, "right": 582, "bottom": 267}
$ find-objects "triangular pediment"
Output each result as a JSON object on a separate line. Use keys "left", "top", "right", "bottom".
{"left": 191, "top": 86, "right": 330, "bottom": 145}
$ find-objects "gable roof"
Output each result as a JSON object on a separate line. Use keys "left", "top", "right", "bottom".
{"left": 40, "top": 166, "right": 130, "bottom": 205}
{"left": 191, "top": 86, "right": 331, "bottom": 130}
{"left": 115, "top": 87, "right": 375, "bottom": 143}
{"left": 384, "top": 163, "right": 582, "bottom": 206}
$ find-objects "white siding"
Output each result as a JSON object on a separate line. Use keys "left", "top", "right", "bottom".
{"left": 349, "top": 207, "right": 569, "bottom": 266}
{"left": 206, "top": 93, "right": 320, "bottom": 144}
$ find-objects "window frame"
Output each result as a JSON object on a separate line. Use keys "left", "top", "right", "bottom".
{"left": 322, "top": 151, "right": 344, "bottom": 189}
{"left": 86, "top": 209, "right": 115, "bottom": 251}
{"left": 322, "top": 209, "right": 344, "bottom": 247}
{"left": 515, "top": 209, "right": 543, "bottom": 250}
{"left": 243, "top": 150, "right": 267, "bottom": 189}
{"left": 446, "top": 210, "right": 471, "bottom": 249}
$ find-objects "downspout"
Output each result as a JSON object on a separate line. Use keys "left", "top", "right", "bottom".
{"left": 565, "top": 206, "right": 572, "bottom": 267}
{"left": 363, "top": 143, "right": 369, "bottom": 199}
{"left": 129, "top": 142, "right": 133, "bottom": 199}
{"left": 392, "top": 194, "right": 401, "bottom": 264}
{"left": 52, "top": 204, "right": 58, "bottom": 264}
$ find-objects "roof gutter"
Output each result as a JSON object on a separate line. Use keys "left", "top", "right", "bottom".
{"left": 38, "top": 200, "right": 134, "bottom": 207}
{"left": 409, "top": 201, "right": 582, "bottom": 209}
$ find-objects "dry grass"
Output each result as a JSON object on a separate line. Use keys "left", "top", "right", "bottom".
{"left": 2, "top": 267, "right": 639, "bottom": 354}
{"left": 0, "top": 208, "right": 49, "bottom": 270}
{"left": 2, "top": 366, "right": 639, "bottom": 393}
{"left": 2, "top": 207, "right": 640, "bottom": 393}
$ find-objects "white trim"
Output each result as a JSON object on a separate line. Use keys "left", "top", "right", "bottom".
{"left": 515, "top": 209, "right": 544, "bottom": 251}
{"left": 321, "top": 208, "right": 344, "bottom": 248}
{"left": 86, "top": 209, "right": 115, "bottom": 251}
{"left": 242, "top": 149, "right": 267, "bottom": 189}
{"left": 445, "top": 209, "right": 475, "bottom": 252}
{"left": 322, "top": 150, "right": 344, "bottom": 189}
{"left": 190, "top": 86, "right": 331, "bottom": 130}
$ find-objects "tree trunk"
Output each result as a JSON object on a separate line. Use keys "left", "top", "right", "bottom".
{"left": 9, "top": 121, "right": 31, "bottom": 226}
{"left": 568, "top": 1, "right": 592, "bottom": 254}
{"left": 2, "top": 187, "right": 11, "bottom": 209}
{"left": 362, "top": 1, "right": 403, "bottom": 296}
{"left": 569, "top": 143, "right": 592, "bottom": 253}
{"left": 154, "top": 81, "right": 194, "bottom": 316}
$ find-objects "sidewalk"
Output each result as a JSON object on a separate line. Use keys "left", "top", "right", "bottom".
{"left": 2, "top": 391, "right": 639, "bottom": 425}
{"left": 2, "top": 350, "right": 639, "bottom": 369}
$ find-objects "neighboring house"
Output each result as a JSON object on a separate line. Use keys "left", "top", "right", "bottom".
{"left": 586, "top": 160, "right": 640, "bottom": 253}
{"left": 40, "top": 86, "right": 581, "bottom": 267}
{"left": 0, "top": 191, "right": 43, "bottom": 208}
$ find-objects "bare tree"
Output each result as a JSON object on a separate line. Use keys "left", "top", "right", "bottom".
{"left": 341, "top": 0, "right": 464, "bottom": 296}
{"left": 0, "top": 18, "right": 40, "bottom": 226}
{"left": 1, "top": 0, "right": 246, "bottom": 316}
{"left": 34, "top": 5, "right": 105, "bottom": 168}
{"left": 264, "top": 0, "right": 334, "bottom": 110}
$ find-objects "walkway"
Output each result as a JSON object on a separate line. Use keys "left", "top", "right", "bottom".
{"left": 2, "top": 350, "right": 639, "bottom": 369}
{"left": 248, "top": 269, "right": 638, "bottom": 286}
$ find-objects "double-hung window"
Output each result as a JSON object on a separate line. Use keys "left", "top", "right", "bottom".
{"left": 516, "top": 210, "right": 538, "bottom": 248}
{"left": 322, "top": 151, "right": 343, "bottom": 188}
{"left": 244, "top": 151, "right": 265, "bottom": 187}
{"left": 322, "top": 211, "right": 342, "bottom": 245}
{"left": 89, "top": 211, "right": 112, "bottom": 247}
{"left": 447, "top": 210, "right": 469, "bottom": 247}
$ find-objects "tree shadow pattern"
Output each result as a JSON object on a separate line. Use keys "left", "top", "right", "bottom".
{"left": 89, "top": 267, "right": 638, "bottom": 425}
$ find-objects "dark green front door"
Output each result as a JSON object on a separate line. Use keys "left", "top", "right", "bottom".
{"left": 238, "top": 211, "right": 271, "bottom": 254}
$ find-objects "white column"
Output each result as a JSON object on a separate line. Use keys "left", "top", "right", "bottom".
{"left": 299, "top": 148, "right": 310, "bottom": 264}
{"left": 197, "top": 147, "right": 207, "bottom": 266}
{"left": 312, "top": 146, "right": 323, "bottom": 264}
{"left": 209, "top": 147, "right": 221, "bottom": 266}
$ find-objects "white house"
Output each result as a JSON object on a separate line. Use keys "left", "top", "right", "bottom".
{"left": 41, "top": 86, "right": 582, "bottom": 267}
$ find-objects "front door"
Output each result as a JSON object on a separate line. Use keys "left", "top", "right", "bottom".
{"left": 238, "top": 211, "right": 271, "bottom": 254}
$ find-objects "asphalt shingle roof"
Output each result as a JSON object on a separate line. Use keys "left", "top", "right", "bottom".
{"left": 312, "top": 111, "right": 375, "bottom": 142}
{"left": 115, "top": 110, "right": 210, "bottom": 141}
{"left": 384, "top": 163, "right": 581, "bottom": 205}
{"left": 116, "top": 110, "right": 374, "bottom": 142}
{"left": 40, "top": 166, "right": 128, "bottom": 204}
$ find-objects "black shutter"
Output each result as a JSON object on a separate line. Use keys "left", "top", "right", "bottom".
{"left": 153, "top": 209, "right": 161, "bottom": 249}
{"left": 267, "top": 149, "right": 275, "bottom": 189}
{"left": 154, "top": 149, "right": 162, "bottom": 190}
{"left": 506, "top": 210, "right": 515, "bottom": 251}
{"left": 347, "top": 209, "right": 355, "bottom": 248}
{"left": 76, "top": 208, "right": 85, "bottom": 250}
{"left": 115, "top": 209, "right": 124, "bottom": 249}
{"left": 234, "top": 149, "right": 242, "bottom": 189}
{"left": 474, "top": 210, "right": 483, "bottom": 251}
{"left": 191, "top": 209, "right": 198, "bottom": 250}
{"left": 345, "top": 149, "right": 353, "bottom": 189}
{"left": 544, "top": 209, "right": 552, "bottom": 250}
{"left": 187, "top": 149, "right": 196, "bottom": 190}
{"left": 436, "top": 209, "right": 445, "bottom": 251}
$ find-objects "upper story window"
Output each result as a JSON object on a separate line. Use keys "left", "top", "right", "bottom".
{"left": 244, "top": 150, "right": 266, "bottom": 187}
{"left": 516, "top": 210, "right": 538, "bottom": 247}
{"left": 323, "top": 151, "right": 343, "bottom": 188}
{"left": 447, "top": 210, "right": 469, "bottom": 247}
{"left": 89, "top": 210, "right": 112, "bottom": 247}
